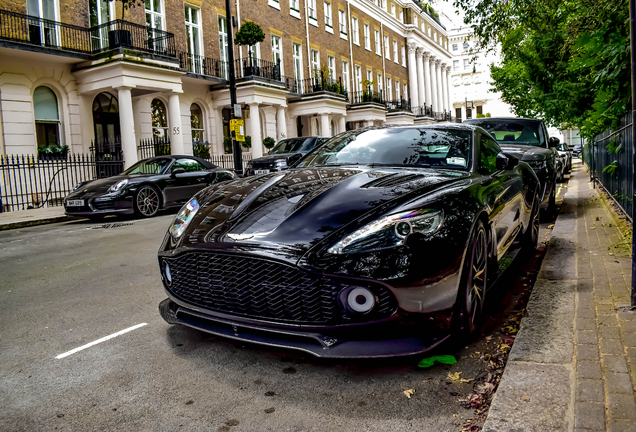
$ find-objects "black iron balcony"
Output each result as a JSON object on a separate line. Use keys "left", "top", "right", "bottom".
{"left": 178, "top": 51, "right": 228, "bottom": 79}
{"left": 413, "top": 105, "right": 433, "bottom": 117}
{"left": 349, "top": 88, "right": 385, "bottom": 105}
{"left": 0, "top": 9, "right": 176, "bottom": 58}
{"left": 385, "top": 98, "right": 411, "bottom": 113}
{"left": 235, "top": 57, "right": 281, "bottom": 81}
{"left": 290, "top": 73, "right": 348, "bottom": 97}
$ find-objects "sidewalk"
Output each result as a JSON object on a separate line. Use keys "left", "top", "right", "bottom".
{"left": 484, "top": 161, "right": 636, "bottom": 431}
{"left": 0, "top": 206, "right": 70, "bottom": 231}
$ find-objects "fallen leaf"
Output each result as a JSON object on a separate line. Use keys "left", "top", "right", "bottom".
{"left": 521, "top": 395, "right": 530, "bottom": 402}
{"left": 403, "top": 389, "right": 415, "bottom": 398}
{"left": 447, "top": 372, "right": 474, "bottom": 383}
{"left": 548, "top": 224, "right": 555, "bottom": 229}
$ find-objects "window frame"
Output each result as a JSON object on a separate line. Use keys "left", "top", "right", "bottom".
{"left": 374, "top": 29, "right": 381, "bottom": 55}
{"left": 392, "top": 39, "right": 398, "bottom": 63}
{"left": 271, "top": 34, "right": 283, "bottom": 75}
{"left": 363, "top": 23, "right": 370, "bottom": 50}
{"left": 339, "top": 9, "right": 347, "bottom": 38}
{"left": 324, "top": 1, "right": 332, "bottom": 30}
{"left": 351, "top": 16, "right": 359, "bottom": 45}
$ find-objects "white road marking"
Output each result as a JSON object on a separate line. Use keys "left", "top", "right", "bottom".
{"left": 55, "top": 323, "right": 148, "bottom": 359}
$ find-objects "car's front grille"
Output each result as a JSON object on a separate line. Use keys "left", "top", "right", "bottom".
{"left": 163, "top": 252, "right": 397, "bottom": 325}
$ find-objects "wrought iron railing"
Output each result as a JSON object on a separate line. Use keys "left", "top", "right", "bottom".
{"left": 413, "top": 105, "right": 433, "bottom": 117}
{"left": 235, "top": 57, "right": 281, "bottom": 81}
{"left": 0, "top": 9, "right": 176, "bottom": 57}
{"left": 178, "top": 51, "right": 228, "bottom": 79}
{"left": 349, "top": 88, "right": 384, "bottom": 104}
{"left": 292, "top": 74, "right": 348, "bottom": 97}
{"left": 138, "top": 137, "right": 171, "bottom": 160}
{"left": 385, "top": 98, "right": 411, "bottom": 112}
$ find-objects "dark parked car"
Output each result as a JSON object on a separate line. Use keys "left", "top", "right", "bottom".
{"left": 243, "top": 136, "right": 330, "bottom": 176}
{"left": 572, "top": 144, "right": 582, "bottom": 157}
{"left": 157, "top": 125, "right": 541, "bottom": 358}
{"left": 464, "top": 117, "right": 559, "bottom": 217}
{"left": 557, "top": 142, "right": 572, "bottom": 174}
{"left": 64, "top": 156, "right": 235, "bottom": 219}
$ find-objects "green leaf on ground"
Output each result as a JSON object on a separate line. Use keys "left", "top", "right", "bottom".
{"left": 418, "top": 355, "right": 457, "bottom": 368}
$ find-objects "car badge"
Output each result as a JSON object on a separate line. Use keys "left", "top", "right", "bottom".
{"left": 227, "top": 233, "right": 254, "bottom": 241}
{"left": 84, "top": 189, "right": 88, "bottom": 192}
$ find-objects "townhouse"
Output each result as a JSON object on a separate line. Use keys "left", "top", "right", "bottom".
{"left": 0, "top": 0, "right": 453, "bottom": 167}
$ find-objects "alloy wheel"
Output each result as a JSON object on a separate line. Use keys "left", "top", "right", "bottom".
{"left": 136, "top": 186, "right": 160, "bottom": 217}
{"left": 466, "top": 226, "right": 487, "bottom": 330}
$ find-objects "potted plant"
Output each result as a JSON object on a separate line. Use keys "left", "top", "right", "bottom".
{"left": 234, "top": 21, "right": 265, "bottom": 76}
{"left": 263, "top": 137, "right": 276, "bottom": 149}
{"left": 38, "top": 144, "right": 69, "bottom": 159}
{"left": 242, "top": 135, "right": 252, "bottom": 151}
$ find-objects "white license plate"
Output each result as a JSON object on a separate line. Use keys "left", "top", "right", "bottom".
{"left": 67, "top": 199, "right": 84, "bottom": 207}
{"left": 255, "top": 169, "right": 270, "bottom": 175}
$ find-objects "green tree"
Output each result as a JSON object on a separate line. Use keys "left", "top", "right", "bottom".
{"left": 234, "top": 21, "right": 265, "bottom": 58}
{"left": 451, "top": 0, "right": 630, "bottom": 140}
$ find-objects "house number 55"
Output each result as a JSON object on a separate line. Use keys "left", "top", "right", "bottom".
{"left": 173, "top": 127, "right": 180, "bottom": 135}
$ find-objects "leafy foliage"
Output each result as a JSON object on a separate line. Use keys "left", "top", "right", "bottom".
{"left": 263, "top": 137, "right": 276, "bottom": 149}
{"left": 452, "top": 0, "right": 630, "bottom": 140}
{"left": 235, "top": 21, "right": 265, "bottom": 47}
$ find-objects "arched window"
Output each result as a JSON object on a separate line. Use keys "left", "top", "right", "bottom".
{"left": 151, "top": 98, "right": 168, "bottom": 138}
{"left": 190, "top": 103, "right": 205, "bottom": 143}
{"left": 33, "top": 86, "right": 61, "bottom": 151}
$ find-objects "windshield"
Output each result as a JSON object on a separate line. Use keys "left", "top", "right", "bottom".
{"left": 269, "top": 138, "right": 314, "bottom": 155}
{"left": 469, "top": 120, "right": 546, "bottom": 147}
{"left": 122, "top": 158, "right": 171, "bottom": 175}
{"left": 297, "top": 128, "right": 472, "bottom": 170}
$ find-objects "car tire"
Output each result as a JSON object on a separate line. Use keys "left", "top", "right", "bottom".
{"left": 524, "top": 198, "right": 539, "bottom": 250}
{"left": 542, "top": 186, "right": 557, "bottom": 222}
{"left": 134, "top": 185, "right": 161, "bottom": 218}
{"left": 453, "top": 219, "right": 488, "bottom": 336}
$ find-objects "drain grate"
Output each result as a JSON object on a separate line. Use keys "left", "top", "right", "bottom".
{"left": 88, "top": 222, "right": 135, "bottom": 230}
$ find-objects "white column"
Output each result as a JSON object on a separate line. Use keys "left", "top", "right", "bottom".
{"left": 116, "top": 86, "right": 137, "bottom": 169}
{"left": 429, "top": 57, "right": 438, "bottom": 113}
{"left": 435, "top": 60, "right": 443, "bottom": 115}
{"left": 440, "top": 63, "right": 448, "bottom": 115}
{"left": 276, "top": 106, "right": 287, "bottom": 140}
{"left": 446, "top": 66, "right": 452, "bottom": 113}
{"left": 338, "top": 116, "right": 346, "bottom": 134}
{"left": 416, "top": 48, "right": 425, "bottom": 110}
{"left": 248, "top": 103, "right": 263, "bottom": 158}
{"left": 212, "top": 107, "right": 225, "bottom": 155}
{"left": 423, "top": 53, "right": 432, "bottom": 112}
{"left": 320, "top": 113, "right": 330, "bottom": 137}
{"left": 168, "top": 93, "right": 184, "bottom": 155}
{"left": 407, "top": 42, "right": 419, "bottom": 108}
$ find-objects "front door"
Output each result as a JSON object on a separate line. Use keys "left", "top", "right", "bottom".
{"left": 93, "top": 92, "right": 120, "bottom": 144}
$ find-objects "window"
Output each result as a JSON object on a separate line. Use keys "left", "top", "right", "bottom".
{"left": 464, "top": 58, "right": 470, "bottom": 70}
{"left": 342, "top": 60, "right": 350, "bottom": 92}
{"left": 403, "top": 84, "right": 408, "bottom": 100}
{"left": 401, "top": 45, "right": 406, "bottom": 66}
{"left": 355, "top": 65, "right": 362, "bottom": 93}
{"left": 366, "top": 69, "right": 373, "bottom": 89}
{"left": 324, "top": 1, "right": 332, "bottom": 28}
{"left": 89, "top": 0, "right": 114, "bottom": 50}
{"left": 386, "top": 79, "right": 392, "bottom": 100}
{"left": 190, "top": 103, "right": 205, "bottom": 144}
{"left": 452, "top": 44, "right": 458, "bottom": 51}
{"left": 393, "top": 39, "right": 398, "bottom": 63}
{"left": 33, "top": 86, "right": 61, "bottom": 151}
{"left": 308, "top": 0, "right": 317, "bottom": 20}
{"left": 414, "top": 16, "right": 418, "bottom": 27}
{"left": 374, "top": 29, "right": 381, "bottom": 55}
{"left": 390, "top": 3, "right": 395, "bottom": 16}
{"left": 477, "top": 106, "right": 483, "bottom": 115}
{"left": 268, "top": 0, "right": 280, "bottom": 10}
{"left": 184, "top": 5, "right": 202, "bottom": 74}
{"left": 466, "top": 107, "right": 472, "bottom": 119}
{"left": 381, "top": 0, "right": 387, "bottom": 11}
{"left": 364, "top": 23, "right": 370, "bottom": 50}
{"left": 218, "top": 16, "right": 229, "bottom": 79}
{"left": 377, "top": 73, "right": 383, "bottom": 94}
{"left": 351, "top": 17, "right": 359, "bottom": 45}
{"left": 271, "top": 35, "right": 283, "bottom": 74}
{"left": 395, "top": 79, "right": 400, "bottom": 100}
{"left": 290, "top": 0, "right": 299, "bottom": 11}
{"left": 463, "top": 42, "right": 469, "bottom": 50}
{"left": 399, "top": 9, "right": 403, "bottom": 21}
{"left": 456, "top": 107, "right": 462, "bottom": 119}
{"left": 311, "top": 49, "right": 320, "bottom": 81}
{"left": 453, "top": 60, "right": 459, "bottom": 71}
{"left": 293, "top": 43, "right": 303, "bottom": 83}
{"left": 478, "top": 135, "right": 502, "bottom": 174}
{"left": 327, "top": 55, "right": 335, "bottom": 80}
{"left": 339, "top": 9, "right": 347, "bottom": 35}
{"left": 172, "top": 158, "right": 207, "bottom": 173}
{"left": 151, "top": 98, "right": 168, "bottom": 138}
{"left": 145, "top": 0, "right": 164, "bottom": 31}
{"left": 383, "top": 34, "right": 390, "bottom": 59}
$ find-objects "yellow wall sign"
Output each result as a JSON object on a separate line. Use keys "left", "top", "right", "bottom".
{"left": 229, "top": 119, "right": 245, "bottom": 142}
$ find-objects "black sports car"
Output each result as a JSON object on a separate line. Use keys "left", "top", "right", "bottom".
{"left": 157, "top": 125, "right": 541, "bottom": 358}
{"left": 64, "top": 156, "right": 235, "bottom": 219}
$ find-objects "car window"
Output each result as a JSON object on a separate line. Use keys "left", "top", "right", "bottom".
{"left": 172, "top": 158, "right": 206, "bottom": 173}
{"left": 269, "top": 138, "right": 307, "bottom": 154}
{"left": 123, "top": 158, "right": 171, "bottom": 175}
{"left": 297, "top": 128, "right": 473, "bottom": 170}
{"left": 478, "top": 135, "right": 502, "bottom": 174}
{"left": 468, "top": 120, "right": 546, "bottom": 147}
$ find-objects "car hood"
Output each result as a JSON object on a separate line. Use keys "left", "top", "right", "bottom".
{"left": 253, "top": 153, "right": 299, "bottom": 163}
{"left": 500, "top": 144, "right": 553, "bottom": 161}
{"left": 75, "top": 174, "right": 151, "bottom": 193}
{"left": 179, "top": 167, "right": 470, "bottom": 261}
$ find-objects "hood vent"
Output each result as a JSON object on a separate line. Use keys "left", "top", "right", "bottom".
{"left": 363, "top": 173, "right": 425, "bottom": 188}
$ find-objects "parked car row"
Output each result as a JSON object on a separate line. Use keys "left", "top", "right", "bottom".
{"left": 65, "top": 116, "right": 565, "bottom": 359}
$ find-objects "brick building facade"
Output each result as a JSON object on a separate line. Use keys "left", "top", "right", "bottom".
{"left": 0, "top": 0, "right": 452, "bottom": 166}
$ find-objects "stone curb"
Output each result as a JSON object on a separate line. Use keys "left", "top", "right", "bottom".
{"left": 0, "top": 215, "right": 72, "bottom": 231}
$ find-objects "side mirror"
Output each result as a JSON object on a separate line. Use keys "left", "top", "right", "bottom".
{"left": 548, "top": 137, "right": 560, "bottom": 148}
{"left": 288, "top": 153, "right": 303, "bottom": 166}
{"left": 496, "top": 153, "right": 518, "bottom": 171}
{"left": 171, "top": 167, "right": 185, "bottom": 177}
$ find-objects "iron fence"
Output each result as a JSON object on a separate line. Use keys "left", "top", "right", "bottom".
{"left": 0, "top": 153, "right": 122, "bottom": 212}
{"left": 235, "top": 57, "right": 281, "bottom": 81}
{"left": 0, "top": 9, "right": 176, "bottom": 57}
{"left": 586, "top": 111, "right": 634, "bottom": 220}
{"left": 178, "top": 51, "right": 228, "bottom": 79}
{"left": 349, "top": 89, "right": 384, "bottom": 104}
{"left": 204, "top": 154, "right": 253, "bottom": 171}
{"left": 292, "top": 74, "right": 348, "bottom": 97}
{"left": 385, "top": 98, "right": 411, "bottom": 112}
{"left": 138, "top": 137, "right": 171, "bottom": 160}
{"left": 413, "top": 105, "right": 433, "bottom": 117}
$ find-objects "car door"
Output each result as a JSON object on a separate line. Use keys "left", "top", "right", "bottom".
{"left": 163, "top": 158, "right": 213, "bottom": 205}
{"left": 477, "top": 133, "right": 524, "bottom": 260}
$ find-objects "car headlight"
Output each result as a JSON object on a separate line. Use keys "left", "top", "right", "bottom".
{"left": 275, "top": 159, "right": 288, "bottom": 168}
{"left": 328, "top": 209, "right": 444, "bottom": 255}
{"left": 108, "top": 179, "right": 128, "bottom": 193}
{"left": 72, "top": 182, "right": 84, "bottom": 192}
{"left": 169, "top": 197, "right": 200, "bottom": 239}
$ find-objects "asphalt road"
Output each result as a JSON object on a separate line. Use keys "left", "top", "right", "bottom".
{"left": 0, "top": 181, "right": 568, "bottom": 432}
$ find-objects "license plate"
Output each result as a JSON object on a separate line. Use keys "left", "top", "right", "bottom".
{"left": 255, "top": 169, "right": 270, "bottom": 175}
{"left": 67, "top": 199, "right": 84, "bottom": 207}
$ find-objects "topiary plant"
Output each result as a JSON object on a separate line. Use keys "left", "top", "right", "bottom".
{"left": 235, "top": 21, "right": 265, "bottom": 55}
{"left": 263, "top": 137, "right": 276, "bottom": 149}
{"left": 242, "top": 135, "right": 252, "bottom": 149}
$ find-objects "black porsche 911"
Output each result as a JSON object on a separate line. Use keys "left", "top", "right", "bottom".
{"left": 157, "top": 125, "right": 541, "bottom": 358}
{"left": 64, "top": 155, "right": 235, "bottom": 219}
